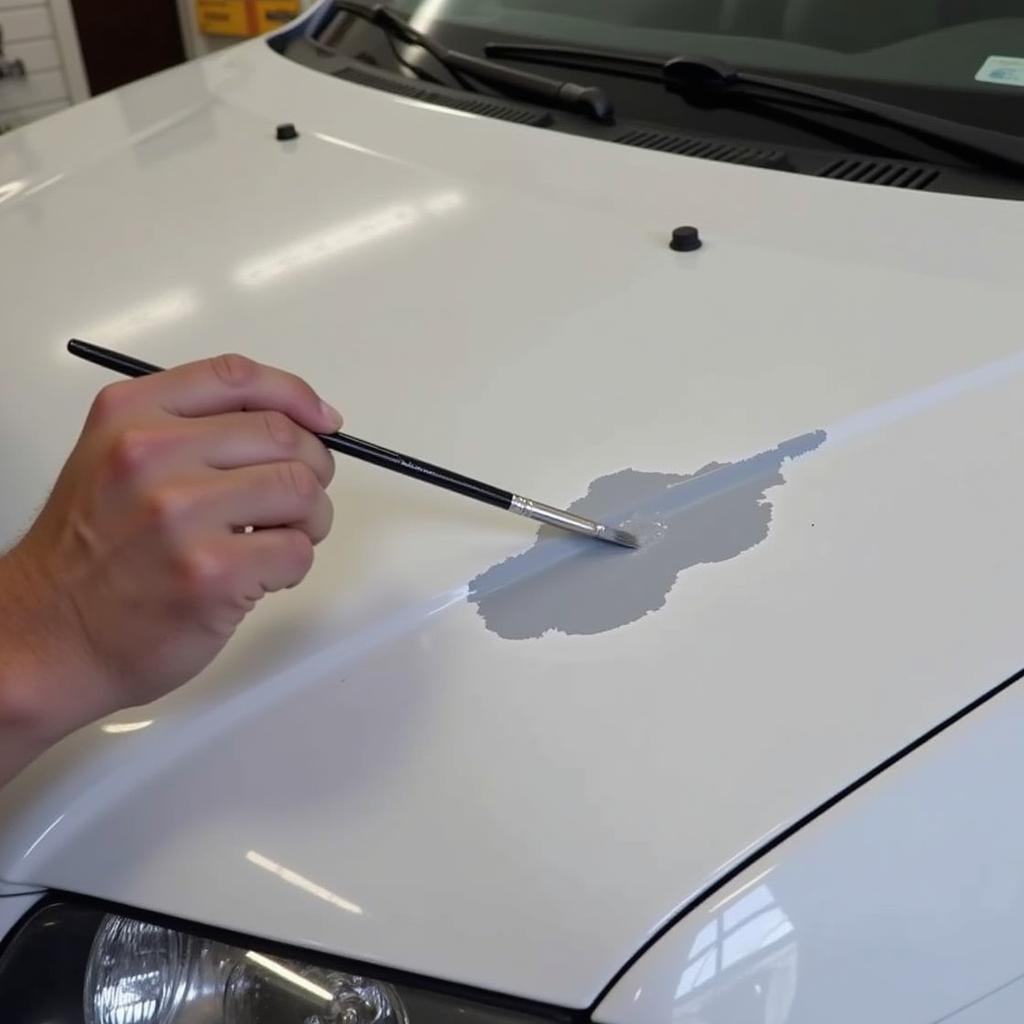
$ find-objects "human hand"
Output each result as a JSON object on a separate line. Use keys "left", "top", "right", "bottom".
{"left": 0, "top": 353, "right": 342, "bottom": 767}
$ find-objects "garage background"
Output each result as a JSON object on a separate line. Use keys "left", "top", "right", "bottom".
{"left": 0, "top": 0, "right": 315, "bottom": 133}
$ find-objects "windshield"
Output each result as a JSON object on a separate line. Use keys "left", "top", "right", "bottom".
{"left": 288, "top": 0, "right": 1024, "bottom": 183}
{"left": 322, "top": 1, "right": 1023, "bottom": 135}
{"left": 387, "top": 1, "right": 1023, "bottom": 87}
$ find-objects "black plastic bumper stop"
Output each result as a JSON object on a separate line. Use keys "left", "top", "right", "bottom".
{"left": 670, "top": 225, "right": 702, "bottom": 251}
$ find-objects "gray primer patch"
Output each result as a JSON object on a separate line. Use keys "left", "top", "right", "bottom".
{"left": 469, "top": 431, "right": 826, "bottom": 639}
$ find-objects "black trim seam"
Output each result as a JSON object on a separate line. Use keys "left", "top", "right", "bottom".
{"left": 588, "top": 661, "right": 1024, "bottom": 1012}
{"left": 0, "top": 890, "right": 584, "bottom": 1024}
{"left": 1, "top": 666, "right": 1020, "bottom": 1021}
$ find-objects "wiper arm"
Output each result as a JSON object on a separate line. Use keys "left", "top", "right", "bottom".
{"left": 330, "top": 2, "right": 613, "bottom": 122}
{"left": 666, "top": 57, "right": 1024, "bottom": 173}
{"left": 486, "top": 44, "right": 665, "bottom": 83}
{"left": 485, "top": 44, "right": 1024, "bottom": 174}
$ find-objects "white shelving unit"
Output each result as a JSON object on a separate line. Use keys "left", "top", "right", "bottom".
{"left": 0, "top": 0, "right": 315, "bottom": 134}
{"left": 0, "top": 0, "right": 88, "bottom": 132}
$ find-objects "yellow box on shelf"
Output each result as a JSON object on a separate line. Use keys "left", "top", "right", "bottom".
{"left": 253, "top": 0, "right": 301, "bottom": 34}
{"left": 195, "top": 0, "right": 253, "bottom": 37}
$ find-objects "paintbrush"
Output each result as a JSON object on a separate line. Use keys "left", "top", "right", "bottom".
{"left": 67, "top": 340, "right": 639, "bottom": 549}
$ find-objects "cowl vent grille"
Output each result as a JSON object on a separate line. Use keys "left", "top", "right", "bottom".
{"left": 335, "top": 66, "right": 553, "bottom": 125}
{"left": 614, "top": 129, "right": 791, "bottom": 169}
{"left": 818, "top": 158, "right": 940, "bottom": 190}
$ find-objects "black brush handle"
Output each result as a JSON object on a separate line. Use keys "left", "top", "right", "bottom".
{"left": 67, "top": 339, "right": 514, "bottom": 511}
{"left": 316, "top": 431, "right": 512, "bottom": 508}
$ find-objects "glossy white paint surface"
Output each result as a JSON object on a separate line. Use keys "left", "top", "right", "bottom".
{"left": 1, "top": 13, "right": 1023, "bottom": 1006}
{"left": 945, "top": 977, "right": 1024, "bottom": 1024}
{"left": 594, "top": 678, "right": 1024, "bottom": 1024}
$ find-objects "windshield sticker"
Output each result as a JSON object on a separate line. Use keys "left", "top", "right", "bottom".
{"left": 468, "top": 430, "right": 826, "bottom": 640}
{"left": 975, "top": 56, "right": 1024, "bottom": 87}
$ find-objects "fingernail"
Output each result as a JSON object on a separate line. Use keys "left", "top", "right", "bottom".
{"left": 320, "top": 400, "right": 344, "bottom": 431}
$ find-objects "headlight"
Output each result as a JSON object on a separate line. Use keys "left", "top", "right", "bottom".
{"left": 84, "top": 912, "right": 407, "bottom": 1024}
{"left": 0, "top": 900, "right": 548, "bottom": 1024}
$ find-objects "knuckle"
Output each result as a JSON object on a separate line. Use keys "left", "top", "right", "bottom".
{"left": 90, "top": 381, "right": 132, "bottom": 422}
{"left": 261, "top": 410, "right": 300, "bottom": 452}
{"left": 210, "top": 352, "right": 257, "bottom": 389}
{"left": 279, "top": 461, "right": 318, "bottom": 501}
{"left": 176, "top": 546, "right": 234, "bottom": 598}
{"left": 143, "top": 485, "right": 190, "bottom": 530}
{"left": 108, "top": 429, "right": 161, "bottom": 477}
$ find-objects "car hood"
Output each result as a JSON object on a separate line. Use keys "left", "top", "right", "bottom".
{"left": 2, "top": 31, "right": 1024, "bottom": 1007}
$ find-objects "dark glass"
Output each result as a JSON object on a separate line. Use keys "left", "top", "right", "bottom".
{"left": 301, "top": 1, "right": 1024, "bottom": 143}
{"left": 0, "top": 901, "right": 104, "bottom": 1024}
{"left": 0, "top": 899, "right": 564, "bottom": 1024}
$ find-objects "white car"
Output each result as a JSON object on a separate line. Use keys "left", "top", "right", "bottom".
{"left": 2, "top": 2, "right": 1024, "bottom": 1021}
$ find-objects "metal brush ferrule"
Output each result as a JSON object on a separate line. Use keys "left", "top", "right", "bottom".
{"left": 510, "top": 494, "right": 606, "bottom": 541}
{"left": 509, "top": 494, "right": 530, "bottom": 517}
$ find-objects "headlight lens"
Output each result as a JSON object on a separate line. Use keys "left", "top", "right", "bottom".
{"left": 0, "top": 900, "right": 537, "bottom": 1024}
{"left": 83, "top": 911, "right": 408, "bottom": 1024}
{"left": 86, "top": 916, "right": 190, "bottom": 1024}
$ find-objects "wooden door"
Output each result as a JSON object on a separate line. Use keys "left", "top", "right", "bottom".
{"left": 69, "top": 0, "right": 186, "bottom": 95}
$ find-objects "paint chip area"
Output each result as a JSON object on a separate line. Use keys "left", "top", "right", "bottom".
{"left": 469, "top": 431, "right": 826, "bottom": 639}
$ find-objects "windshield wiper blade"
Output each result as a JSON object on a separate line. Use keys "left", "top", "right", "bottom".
{"left": 486, "top": 44, "right": 665, "bottom": 82}
{"left": 485, "top": 44, "right": 1024, "bottom": 174}
{"left": 330, "top": 2, "right": 613, "bottom": 122}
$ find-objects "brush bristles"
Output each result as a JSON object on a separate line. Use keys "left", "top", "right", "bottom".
{"left": 604, "top": 528, "right": 641, "bottom": 549}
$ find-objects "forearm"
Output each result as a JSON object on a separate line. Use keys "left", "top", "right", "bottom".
{"left": 0, "top": 665, "right": 54, "bottom": 789}
{"left": 0, "top": 549, "right": 95, "bottom": 785}
{"left": 0, "top": 352, "right": 339, "bottom": 787}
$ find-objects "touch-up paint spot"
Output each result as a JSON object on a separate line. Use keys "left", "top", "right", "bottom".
{"left": 469, "top": 431, "right": 826, "bottom": 639}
